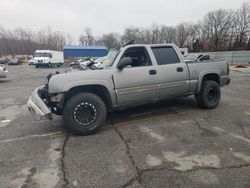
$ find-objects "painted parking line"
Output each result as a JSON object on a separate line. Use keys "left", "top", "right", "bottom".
{"left": 1, "top": 120, "right": 11, "bottom": 123}
{"left": 244, "top": 111, "right": 250, "bottom": 116}
{"left": 139, "top": 127, "right": 165, "bottom": 142}
{"left": 213, "top": 126, "right": 250, "bottom": 144}
{"left": 0, "top": 131, "right": 66, "bottom": 144}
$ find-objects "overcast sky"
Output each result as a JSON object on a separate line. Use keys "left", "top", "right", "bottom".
{"left": 0, "top": 0, "right": 247, "bottom": 42}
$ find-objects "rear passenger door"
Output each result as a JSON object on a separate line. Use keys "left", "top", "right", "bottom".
{"left": 151, "top": 46, "right": 189, "bottom": 98}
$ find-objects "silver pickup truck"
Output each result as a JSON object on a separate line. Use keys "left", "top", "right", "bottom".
{"left": 27, "top": 44, "right": 230, "bottom": 135}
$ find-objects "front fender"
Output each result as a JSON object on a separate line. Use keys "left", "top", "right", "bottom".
{"left": 63, "top": 80, "right": 117, "bottom": 108}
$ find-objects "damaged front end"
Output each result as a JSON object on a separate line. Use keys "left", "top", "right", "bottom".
{"left": 27, "top": 86, "right": 52, "bottom": 121}
{"left": 27, "top": 71, "right": 64, "bottom": 121}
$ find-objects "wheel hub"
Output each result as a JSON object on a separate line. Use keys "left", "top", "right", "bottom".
{"left": 73, "top": 102, "right": 97, "bottom": 126}
{"left": 207, "top": 88, "right": 217, "bottom": 102}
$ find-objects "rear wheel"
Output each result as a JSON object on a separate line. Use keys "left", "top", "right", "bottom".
{"left": 196, "top": 81, "right": 221, "bottom": 109}
{"left": 63, "top": 92, "right": 107, "bottom": 135}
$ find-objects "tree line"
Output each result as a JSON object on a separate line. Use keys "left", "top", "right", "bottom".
{"left": 0, "top": 26, "right": 72, "bottom": 56}
{"left": 1, "top": 1, "right": 250, "bottom": 56}
{"left": 80, "top": 1, "right": 250, "bottom": 52}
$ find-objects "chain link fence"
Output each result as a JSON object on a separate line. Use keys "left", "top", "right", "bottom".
{"left": 192, "top": 51, "right": 250, "bottom": 65}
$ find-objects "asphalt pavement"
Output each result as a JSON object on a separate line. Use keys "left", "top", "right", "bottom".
{"left": 0, "top": 65, "right": 250, "bottom": 188}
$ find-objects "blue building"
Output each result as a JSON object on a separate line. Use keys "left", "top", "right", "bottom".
{"left": 63, "top": 45, "right": 108, "bottom": 58}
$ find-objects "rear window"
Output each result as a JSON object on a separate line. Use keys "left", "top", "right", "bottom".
{"left": 151, "top": 46, "right": 180, "bottom": 65}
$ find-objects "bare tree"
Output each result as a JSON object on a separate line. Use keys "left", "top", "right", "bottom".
{"left": 79, "top": 28, "right": 95, "bottom": 46}
{"left": 0, "top": 25, "right": 72, "bottom": 56}
{"left": 233, "top": 2, "right": 250, "bottom": 49}
{"left": 97, "top": 33, "right": 121, "bottom": 49}
{"left": 202, "top": 9, "right": 234, "bottom": 51}
{"left": 175, "top": 23, "right": 191, "bottom": 47}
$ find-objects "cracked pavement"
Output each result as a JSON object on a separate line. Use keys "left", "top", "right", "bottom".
{"left": 1, "top": 65, "right": 250, "bottom": 188}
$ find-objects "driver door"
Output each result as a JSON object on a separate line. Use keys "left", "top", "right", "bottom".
{"left": 113, "top": 47, "right": 160, "bottom": 107}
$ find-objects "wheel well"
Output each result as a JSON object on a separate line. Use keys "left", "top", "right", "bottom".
{"left": 202, "top": 74, "right": 220, "bottom": 85}
{"left": 64, "top": 85, "right": 112, "bottom": 111}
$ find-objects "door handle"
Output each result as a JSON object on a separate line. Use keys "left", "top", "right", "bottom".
{"left": 177, "top": 67, "right": 184, "bottom": 72}
{"left": 149, "top": 70, "right": 157, "bottom": 75}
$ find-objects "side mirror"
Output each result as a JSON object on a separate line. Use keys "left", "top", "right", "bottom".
{"left": 117, "top": 57, "right": 132, "bottom": 70}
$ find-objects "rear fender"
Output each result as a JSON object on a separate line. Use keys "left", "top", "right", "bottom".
{"left": 197, "top": 71, "right": 221, "bottom": 93}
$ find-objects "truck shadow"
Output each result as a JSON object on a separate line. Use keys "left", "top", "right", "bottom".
{"left": 0, "top": 79, "right": 11, "bottom": 83}
{"left": 106, "top": 96, "right": 198, "bottom": 125}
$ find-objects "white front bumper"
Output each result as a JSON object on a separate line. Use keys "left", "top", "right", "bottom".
{"left": 27, "top": 86, "right": 51, "bottom": 121}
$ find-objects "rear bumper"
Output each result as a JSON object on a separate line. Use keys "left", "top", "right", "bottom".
{"left": 27, "top": 86, "right": 52, "bottom": 121}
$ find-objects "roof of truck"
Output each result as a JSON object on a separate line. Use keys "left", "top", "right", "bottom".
{"left": 63, "top": 45, "right": 108, "bottom": 58}
{"left": 125, "top": 43, "right": 174, "bottom": 47}
{"left": 63, "top": 45, "right": 107, "bottom": 50}
{"left": 35, "top": 50, "right": 63, "bottom": 53}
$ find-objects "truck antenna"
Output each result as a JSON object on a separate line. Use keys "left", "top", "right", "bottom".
{"left": 122, "top": 40, "right": 134, "bottom": 47}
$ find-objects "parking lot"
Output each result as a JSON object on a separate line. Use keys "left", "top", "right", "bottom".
{"left": 0, "top": 65, "right": 250, "bottom": 188}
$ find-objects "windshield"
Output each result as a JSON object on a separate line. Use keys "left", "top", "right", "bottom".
{"left": 35, "top": 52, "right": 52, "bottom": 58}
{"left": 104, "top": 49, "right": 119, "bottom": 67}
{"left": 94, "top": 57, "right": 105, "bottom": 63}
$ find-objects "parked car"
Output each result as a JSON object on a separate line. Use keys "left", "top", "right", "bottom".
{"left": 0, "top": 57, "right": 7, "bottom": 64}
{"left": 78, "top": 56, "right": 106, "bottom": 70}
{"left": 184, "top": 54, "right": 211, "bottom": 63}
{"left": 28, "top": 58, "right": 35, "bottom": 65}
{"left": 72, "top": 49, "right": 119, "bottom": 71}
{"left": 8, "top": 58, "right": 22, "bottom": 65}
{"left": 0, "top": 65, "right": 8, "bottom": 78}
{"left": 28, "top": 43, "right": 230, "bottom": 135}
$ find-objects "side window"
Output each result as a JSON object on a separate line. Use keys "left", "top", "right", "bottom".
{"left": 49, "top": 53, "right": 53, "bottom": 58}
{"left": 122, "top": 47, "right": 152, "bottom": 67}
{"left": 151, "top": 46, "right": 180, "bottom": 65}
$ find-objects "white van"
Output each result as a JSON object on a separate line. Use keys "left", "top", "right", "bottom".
{"left": 34, "top": 50, "right": 64, "bottom": 68}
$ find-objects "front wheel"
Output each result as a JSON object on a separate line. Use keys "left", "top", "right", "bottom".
{"left": 196, "top": 81, "right": 221, "bottom": 109}
{"left": 63, "top": 92, "right": 107, "bottom": 135}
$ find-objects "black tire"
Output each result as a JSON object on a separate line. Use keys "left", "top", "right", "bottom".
{"left": 35, "top": 65, "right": 39, "bottom": 68}
{"left": 196, "top": 81, "right": 221, "bottom": 109}
{"left": 63, "top": 92, "right": 107, "bottom": 135}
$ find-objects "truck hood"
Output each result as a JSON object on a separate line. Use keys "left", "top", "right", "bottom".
{"left": 48, "top": 69, "right": 114, "bottom": 93}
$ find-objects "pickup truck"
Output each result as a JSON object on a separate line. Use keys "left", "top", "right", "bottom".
{"left": 27, "top": 44, "right": 230, "bottom": 135}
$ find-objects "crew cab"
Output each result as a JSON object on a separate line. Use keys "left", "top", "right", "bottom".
{"left": 27, "top": 44, "right": 230, "bottom": 135}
